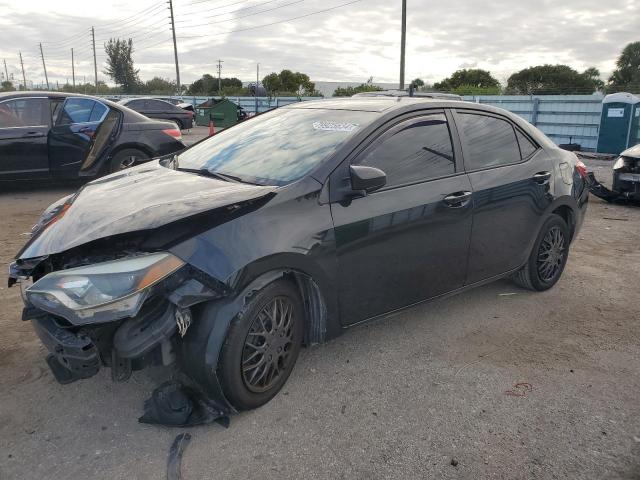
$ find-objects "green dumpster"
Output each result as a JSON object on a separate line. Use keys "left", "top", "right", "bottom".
{"left": 195, "top": 98, "right": 241, "bottom": 128}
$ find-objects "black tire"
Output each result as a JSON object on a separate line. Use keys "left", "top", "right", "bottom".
{"left": 172, "top": 119, "right": 184, "bottom": 130}
{"left": 512, "top": 214, "right": 570, "bottom": 291}
{"left": 217, "top": 280, "right": 304, "bottom": 411}
{"left": 108, "top": 148, "right": 148, "bottom": 173}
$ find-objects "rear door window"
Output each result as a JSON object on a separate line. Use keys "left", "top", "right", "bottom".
{"left": 56, "top": 98, "right": 108, "bottom": 125}
{"left": 146, "top": 100, "right": 167, "bottom": 112}
{"left": 0, "top": 98, "right": 49, "bottom": 128}
{"left": 355, "top": 113, "right": 455, "bottom": 188}
{"left": 457, "top": 112, "right": 521, "bottom": 170}
{"left": 126, "top": 100, "right": 145, "bottom": 110}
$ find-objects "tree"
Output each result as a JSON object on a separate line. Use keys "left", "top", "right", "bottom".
{"left": 583, "top": 67, "right": 605, "bottom": 92}
{"left": 333, "top": 77, "right": 383, "bottom": 97}
{"left": 608, "top": 42, "right": 640, "bottom": 93}
{"left": 434, "top": 69, "right": 500, "bottom": 94}
{"left": 261, "top": 69, "right": 318, "bottom": 96}
{"left": 143, "top": 77, "right": 176, "bottom": 95}
{"left": 506, "top": 64, "right": 602, "bottom": 95}
{"left": 104, "top": 38, "right": 140, "bottom": 93}
{"left": 186, "top": 75, "right": 245, "bottom": 95}
{"left": 411, "top": 78, "right": 425, "bottom": 87}
{"left": 1, "top": 80, "right": 15, "bottom": 92}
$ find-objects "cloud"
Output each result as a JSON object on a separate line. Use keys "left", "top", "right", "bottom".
{"left": 0, "top": 0, "right": 637, "bottom": 87}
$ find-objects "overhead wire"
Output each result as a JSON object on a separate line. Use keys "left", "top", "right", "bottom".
{"left": 179, "top": 0, "right": 366, "bottom": 39}
{"left": 177, "top": 0, "right": 307, "bottom": 28}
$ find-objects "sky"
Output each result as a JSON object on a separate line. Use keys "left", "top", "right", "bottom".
{"left": 0, "top": 0, "right": 638, "bottom": 88}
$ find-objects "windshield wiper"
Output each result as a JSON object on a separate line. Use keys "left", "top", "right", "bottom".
{"left": 176, "top": 167, "right": 260, "bottom": 185}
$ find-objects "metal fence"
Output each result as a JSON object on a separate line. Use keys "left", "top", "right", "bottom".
{"left": 461, "top": 95, "right": 605, "bottom": 151}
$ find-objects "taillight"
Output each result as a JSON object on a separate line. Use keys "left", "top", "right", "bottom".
{"left": 575, "top": 160, "right": 588, "bottom": 178}
{"left": 163, "top": 128, "right": 183, "bottom": 141}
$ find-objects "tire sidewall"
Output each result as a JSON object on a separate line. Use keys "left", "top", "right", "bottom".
{"left": 528, "top": 215, "right": 570, "bottom": 291}
{"left": 109, "top": 148, "right": 148, "bottom": 173}
{"left": 217, "top": 280, "right": 304, "bottom": 411}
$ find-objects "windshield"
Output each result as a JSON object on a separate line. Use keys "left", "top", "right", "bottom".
{"left": 176, "top": 107, "right": 378, "bottom": 185}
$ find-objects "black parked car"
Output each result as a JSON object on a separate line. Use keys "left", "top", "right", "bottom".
{"left": 9, "top": 97, "right": 589, "bottom": 413}
{"left": 119, "top": 98, "right": 195, "bottom": 130}
{"left": 0, "top": 92, "right": 185, "bottom": 181}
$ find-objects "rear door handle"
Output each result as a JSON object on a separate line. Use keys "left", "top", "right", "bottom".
{"left": 533, "top": 171, "right": 552, "bottom": 184}
{"left": 443, "top": 191, "right": 472, "bottom": 208}
{"left": 22, "top": 131, "right": 45, "bottom": 138}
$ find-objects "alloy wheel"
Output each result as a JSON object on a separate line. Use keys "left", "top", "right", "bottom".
{"left": 241, "top": 297, "right": 296, "bottom": 393}
{"left": 537, "top": 225, "right": 566, "bottom": 283}
{"left": 118, "top": 156, "right": 137, "bottom": 170}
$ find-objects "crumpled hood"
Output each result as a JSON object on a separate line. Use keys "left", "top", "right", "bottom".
{"left": 17, "top": 161, "right": 276, "bottom": 259}
{"left": 621, "top": 144, "right": 640, "bottom": 159}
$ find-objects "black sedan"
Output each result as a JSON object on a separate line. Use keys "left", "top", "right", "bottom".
{"left": 0, "top": 92, "right": 185, "bottom": 181}
{"left": 9, "top": 97, "right": 588, "bottom": 414}
{"left": 119, "top": 97, "right": 195, "bottom": 130}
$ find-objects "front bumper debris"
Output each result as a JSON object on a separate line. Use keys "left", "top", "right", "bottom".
{"left": 32, "top": 315, "right": 101, "bottom": 384}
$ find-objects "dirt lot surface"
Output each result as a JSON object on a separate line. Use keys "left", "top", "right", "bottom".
{"left": 1, "top": 160, "right": 639, "bottom": 479}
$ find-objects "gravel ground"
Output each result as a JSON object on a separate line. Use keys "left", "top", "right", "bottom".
{"left": 0, "top": 158, "right": 639, "bottom": 479}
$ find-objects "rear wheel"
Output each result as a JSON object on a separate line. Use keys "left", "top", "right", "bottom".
{"left": 512, "top": 214, "right": 570, "bottom": 291}
{"left": 108, "top": 148, "right": 149, "bottom": 173}
{"left": 172, "top": 118, "right": 184, "bottom": 130}
{"left": 218, "top": 280, "right": 304, "bottom": 410}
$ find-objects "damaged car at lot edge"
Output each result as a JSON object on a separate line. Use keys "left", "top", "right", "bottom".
{"left": 8, "top": 97, "right": 589, "bottom": 414}
{"left": 586, "top": 144, "right": 640, "bottom": 202}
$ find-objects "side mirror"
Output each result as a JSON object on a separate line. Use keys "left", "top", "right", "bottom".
{"left": 350, "top": 165, "right": 387, "bottom": 194}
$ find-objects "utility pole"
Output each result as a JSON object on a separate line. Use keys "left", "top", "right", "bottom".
{"left": 3, "top": 59, "right": 8, "bottom": 85}
{"left": 399, "top": 0, "right": 407, "bottom": 90}
{"left": 19, "top": 52, "right": 26, "bottom": 89}
{"left": 39, "top": 43, "right": 49, "bottom": 90}
{"left": 71, "top": 47, "right": 76, "bottom": 88}
{"left": 216, "top": 59, "right": 223, "bottom": 95}
{"left": 91, "top": 27, "right": 98, "bottom": 91}
{"left": 255, "top": 63, "right": 260, "bottom": 115}
{"left": 168, "top": 0, "right": 181, "bottom": 94}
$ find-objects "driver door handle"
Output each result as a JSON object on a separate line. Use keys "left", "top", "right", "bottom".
{"left": 533, "top": 171, "right": 552, "bottom": 184}
{"left": 443, "top": 191, "right": 472, "bottom": 208}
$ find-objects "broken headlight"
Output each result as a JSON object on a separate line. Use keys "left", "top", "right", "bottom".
{"left": 25, "top": 253, "right": 184, "bottom": 325}
{"left": 613, "top": 157, "right": 628, "bottom": 170}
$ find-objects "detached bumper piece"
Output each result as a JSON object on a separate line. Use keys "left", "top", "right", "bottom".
{"left": 585, "top": 172, "right": 623, "bottom": 202}
{"left": 32, "top": 316, "right": 100, "bottom": 384}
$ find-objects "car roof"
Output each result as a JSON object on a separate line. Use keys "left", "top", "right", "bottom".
{"left": 0, "top": 91, "right": 159, "bottom": 123}
{"left": 120, "top": 97, "right": 172, "bottom": 105}
{"left": 353, "top": 90, "right": 463, "bottom": 100}
{"left": 284, "top": 97, "right": 448, "bottom": 112}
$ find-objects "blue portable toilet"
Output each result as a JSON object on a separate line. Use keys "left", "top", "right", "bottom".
{"left": 597, "top": 92, "right": 640, "bottom": 154}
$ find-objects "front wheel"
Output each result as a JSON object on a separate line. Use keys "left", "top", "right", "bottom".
{"left": 512, "top": 214, "right": 570, "bottom": 291}
{"left": 217, "top": 280, "right": 304, "bottom": 411}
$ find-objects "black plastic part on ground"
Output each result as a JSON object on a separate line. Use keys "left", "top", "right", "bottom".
{"left": 139, "top": 380, "right": 231, "bottom": 428}
{"left": 585, "top": 172, "right": 620, "bottom": 202}
{"left": 167, "top": 433, "right": 191, "bottom": 480}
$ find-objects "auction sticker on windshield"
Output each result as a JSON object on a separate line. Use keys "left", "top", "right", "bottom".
{"left": 312, "top": 121, "right": 359, "bottom": 132}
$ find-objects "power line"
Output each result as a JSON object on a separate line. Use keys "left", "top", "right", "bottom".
{"left": 94, "top": 2, "right": 164, "bottom": 28}
{"left": 179, "top": 0, "right": 308, "bottom": 28}
{"left": 181, "top": 0, "right": 249, "bottom": 7}
{"left": 177, "top": 0, "right": 291, "bottom": 23}
{"left": 179, "top": 0, "right": 365, "bottom": 39}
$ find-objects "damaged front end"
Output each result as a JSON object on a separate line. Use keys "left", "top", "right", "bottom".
{"left": 586, "top": 145, "right": 640, "bottom": 203}
{"left": 10, "top": 252, "right": 226, "bottom": 385}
